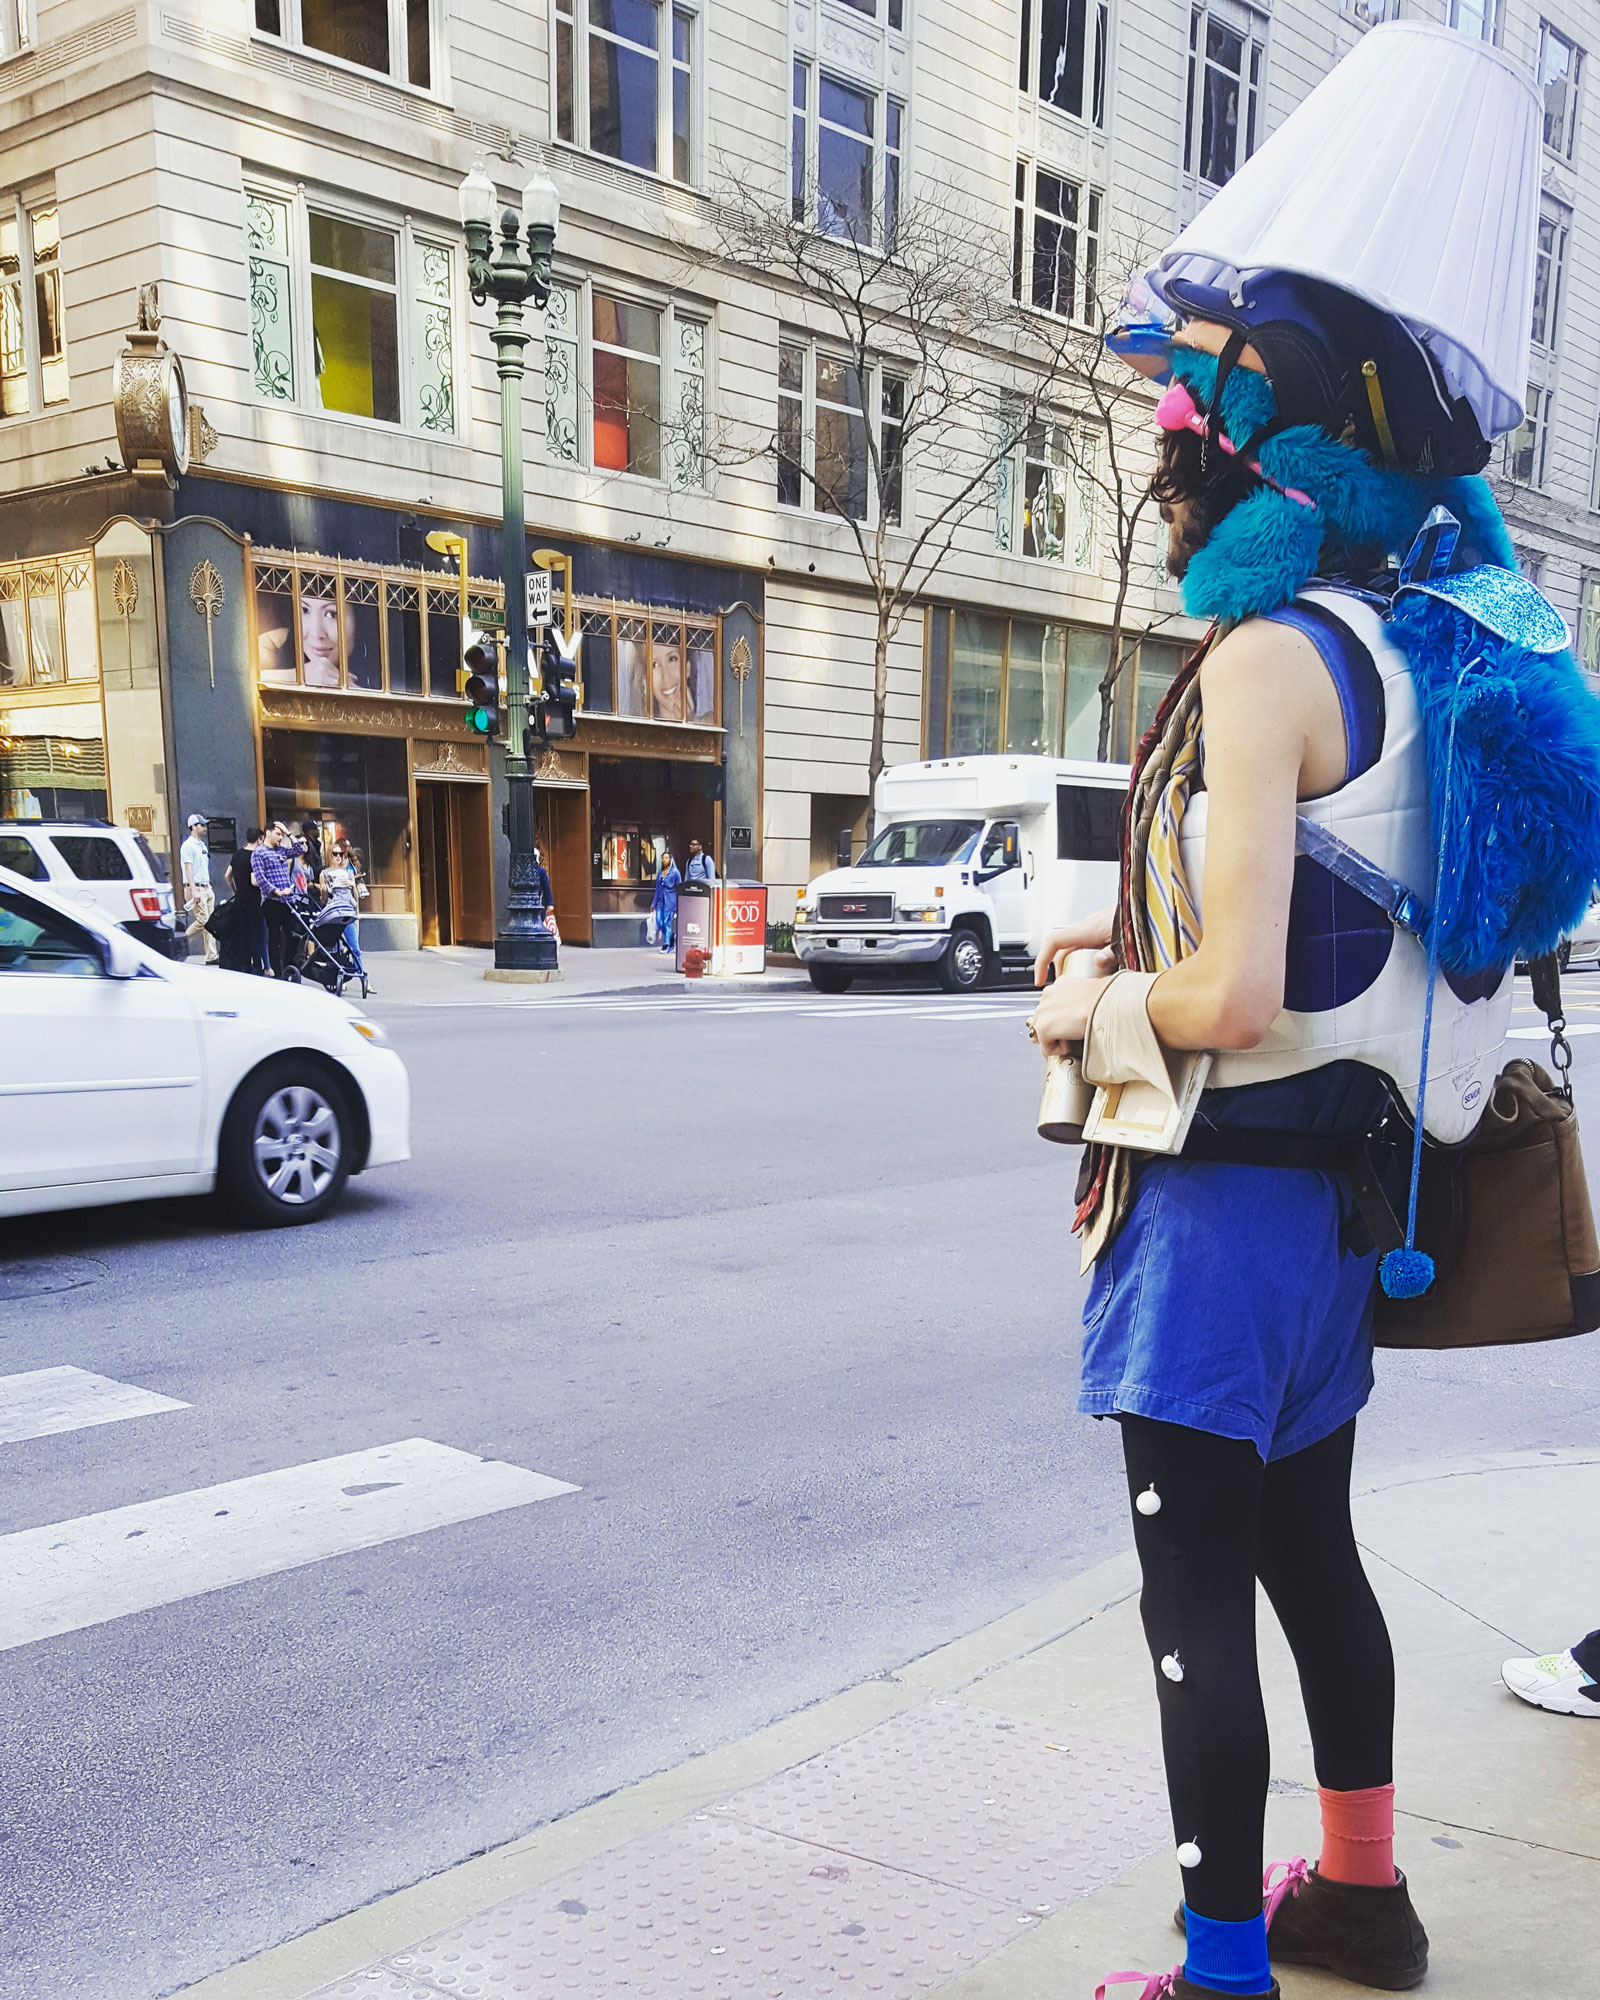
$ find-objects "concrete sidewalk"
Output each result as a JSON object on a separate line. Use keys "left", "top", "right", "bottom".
{"left": 179, "top": 1447, "right": 1599, "bottom": 2000}
{"left": 354, "top": 944, "right": 810, "bottom": 1008}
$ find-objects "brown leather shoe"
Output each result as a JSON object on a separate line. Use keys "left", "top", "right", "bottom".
{"left": 1264, "top": 1861, "right": 1429, "bottom": 1990}
{"left": 1172, "top": 1859, "right": 1428, "bottom": 1990}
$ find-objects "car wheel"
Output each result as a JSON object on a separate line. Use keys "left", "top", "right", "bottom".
{"left": 219, "top": 1061, "right": 354, "bottom": 1227}
{"left": 939, "top": 928, "right": 989, "bottom": 993}
{"left": 808, "top": 966, "right": 854, "bottom": 994}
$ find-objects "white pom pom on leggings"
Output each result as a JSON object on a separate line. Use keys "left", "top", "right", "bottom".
{"left": 1177, "top": 1840, "right": 1203, "bottom": 1869}
{"left": 1136, "top": 1485, "right": 1162, "bottom": 1516}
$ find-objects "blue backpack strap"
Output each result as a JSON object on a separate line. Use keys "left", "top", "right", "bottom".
{"left": 1262, "top": 598, "right": 1386, "bottom": 783}
{"left": 1294, "top": 816, "right": 1429, "bottom": 938}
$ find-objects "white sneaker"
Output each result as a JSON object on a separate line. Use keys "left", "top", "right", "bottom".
{"left": 1500, "top": 1649, "right": 1600, "bottom": 1716}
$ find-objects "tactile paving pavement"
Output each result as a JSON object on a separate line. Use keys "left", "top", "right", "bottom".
{"left": 309, "top": 1700, "right": 1169, "bottom": 1998}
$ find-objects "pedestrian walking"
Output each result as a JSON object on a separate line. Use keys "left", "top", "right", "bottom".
{"left": 179, "top": 814, "right": 218, "bottom": 964}
{"left": 651, "top": 847, "right": 680, "bottom": 954}
{"left": 252, "top": 823, "right": 298, "bottom": 978}
{"left": 529, "top": 844, "right": 556, "bottom": 938}
{"left": 318, "top": 840, "right": 370, "bottom": 991}
{"left": 221, "top": 826, "right": 265, "bottom": 973}
{"left": 684, "top": 838, "right": 717, "bottom": 884}
{"left": 1024, "top": 28, "right": 1600, "bottom": 2000}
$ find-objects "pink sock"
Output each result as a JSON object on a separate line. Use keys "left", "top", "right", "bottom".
{"left": 1317, "top": 1783, "right": 1397, "bottom": 1887}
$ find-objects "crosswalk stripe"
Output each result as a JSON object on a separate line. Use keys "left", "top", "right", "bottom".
{"left": 0, "top": 1438, "right": 578, "bottom": 1653}
{"left": 0, "top": 1366, "right": 188, "bottom": 1445}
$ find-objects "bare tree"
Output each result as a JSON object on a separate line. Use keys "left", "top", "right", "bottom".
{"left": 699, "top": 172, "right": 1091, "bottom": 815}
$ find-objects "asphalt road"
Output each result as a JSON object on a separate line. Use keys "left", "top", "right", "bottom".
{"left": 3, "top": 973, "right": 1600, "bottom": 1999}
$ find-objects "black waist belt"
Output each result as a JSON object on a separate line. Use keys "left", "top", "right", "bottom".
{"left": 1179, "top": 1126, "right": 1404, "bottom": 1255}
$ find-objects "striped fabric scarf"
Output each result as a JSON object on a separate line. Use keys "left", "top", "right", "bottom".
{"left": 1073, "top": 632, "right": 1213, "bottom": 1262}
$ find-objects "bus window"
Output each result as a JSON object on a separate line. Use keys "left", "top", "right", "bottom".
{"left": 1057, "top": 784, "right": 1122, "bottom": 861}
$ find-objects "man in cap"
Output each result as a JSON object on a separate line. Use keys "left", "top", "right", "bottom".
{"left": 179, "top": 813, "right": 218, "bottom": 965}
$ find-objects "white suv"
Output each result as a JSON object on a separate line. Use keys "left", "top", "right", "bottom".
{"left": 0, "top": 819, "right": 184, "bottom": 957}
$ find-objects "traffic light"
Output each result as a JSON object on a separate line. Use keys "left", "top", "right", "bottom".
{"left": 461, "top": 624, "right": 501, "bottom": 737}
{"left": 525, "top": 624, "right": 582, "bottom": 753}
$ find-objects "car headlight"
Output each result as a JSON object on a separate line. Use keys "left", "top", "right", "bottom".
{"left": 898, "top": 905, "right": 944, "bottom": 924}
{"left": 348, "top": 1017, "right": 389, "bottom": 1046}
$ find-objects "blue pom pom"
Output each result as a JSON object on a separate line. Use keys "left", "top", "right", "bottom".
{"left": 1380, "top": 1248, "right": 1436, "bottom": 1299}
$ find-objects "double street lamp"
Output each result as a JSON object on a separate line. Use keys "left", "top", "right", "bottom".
{"left": 456, "top": 160, "right": 562, "bottom": 976}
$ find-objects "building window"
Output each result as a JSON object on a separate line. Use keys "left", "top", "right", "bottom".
{"left": 997, "top": 419, "right": 1098, "bottom": 567}
{"left": 792, "top": 59, "right": 906, "bottom": 247}
{"left": 1185, "top": 7, "right": 1265, "bottom": 188}
{"left": 251, "top": 549, "right": 502, "bottom": 697}
{"left": 2, "top": 0, "right": 29, "bottom": 57}
{"left": 1018, "top": 0, "right": 1110, "bottom": 129}
{"left": 1578, "top": 574, "right": 1600, "bottom": 679}
{"left": 1532, "top": 201, "right": 1569, "bottom": 350}
{"left": 1, "top": 200, "right": 67, "bottom": 420}
{"left": 776, "top": 337, "right": 905, "bottom": 526}
{"left": 837, "top": 0, "right": 907, "bottom": 21}
{"left": 253, "top": 0, "right": 434, "bottom": 90}
{"left": 542, "top": 278, "right": 707, "bottom": 488}
{"left": 245, "top": 188, "right": 456, "bottom": 434}
{"left": 552, "top": 0, "right": 699, "bottom": 186}
{"left": 1506, "top": 385, "right": 1548, "bottom": 486}
{"left": 1447, "top": 0, "right": 1496, "bottom": 38}
{"left": 575, "top": 600, "right": 718, "bottom": 722}
{"left": 1539, "top": 21, "right": 1582, "bottom": 160}
{"left": 1012, "top": 163, "right": 1101, "bottom": 324}
{"left": 925, "top": 608, "right": 1124, "bottom": 759}
{"left": 0, "top": 552, "right": 98, "bottom": 690}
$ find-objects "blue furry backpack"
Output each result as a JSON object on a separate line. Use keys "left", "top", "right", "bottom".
{"left": 1354, "top": 514, "right": 1600, "bottom": 1349}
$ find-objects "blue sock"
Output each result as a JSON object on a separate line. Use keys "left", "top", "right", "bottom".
{"left": 1182, "top": 1906, "right": 1272, "bottom": 1995}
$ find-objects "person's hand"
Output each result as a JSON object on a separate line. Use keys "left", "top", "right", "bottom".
{"left": 1033, "top": 908, "right": 1116, "bottom": 987}
{"left": 1028, "top": 969, "right": 1115, "bottom": 1057}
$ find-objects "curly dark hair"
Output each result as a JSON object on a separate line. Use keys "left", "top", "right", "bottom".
{"left": 1148, "top": 423, "right": 1262, "bottom": 577}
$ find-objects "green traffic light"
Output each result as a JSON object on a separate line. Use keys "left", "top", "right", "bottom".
{"left": 467, "top": 705, "right": 493, "bottom": 735}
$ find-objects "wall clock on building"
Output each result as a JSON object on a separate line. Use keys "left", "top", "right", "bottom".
{"left": 112, "top": 284, "right": 190, "bottom": 488}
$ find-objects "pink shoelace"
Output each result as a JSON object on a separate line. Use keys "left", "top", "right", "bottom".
{"left": 1094, "top": 1859, "right": 1310, "bottom": 1998}
{"left": 1263, "top": 1854, "right": 1312, "bottom": 1927}
{"left": 1095, "top": 1971, "right": 1180, "bottom": 1999}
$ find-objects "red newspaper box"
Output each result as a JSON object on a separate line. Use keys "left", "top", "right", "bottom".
{"left": 718, "top": 885, "right": 767, "bottom": 975}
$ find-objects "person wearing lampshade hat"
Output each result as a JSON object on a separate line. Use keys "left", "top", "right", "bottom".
{"left": 1025, "top": 24, "right": 1600, "bottom": 2000}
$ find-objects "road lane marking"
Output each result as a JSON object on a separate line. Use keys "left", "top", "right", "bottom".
{"left": 0, "top": 1366, "right": 188, "bottom": 1445}
{"left": 0, "top": 1438, "right": 578, "bottom": 1653}
{"left": 1507, "top": 1022, "right": 1600, "bottom": 1038}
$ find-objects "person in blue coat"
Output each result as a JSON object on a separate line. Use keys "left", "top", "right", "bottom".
{"left": 652, "top": 849, "right": 680, "bottom": 952}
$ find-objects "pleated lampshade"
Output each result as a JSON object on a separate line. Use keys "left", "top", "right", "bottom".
{"left": 1149, "top": 21, "right": 1542, "bottom": 440}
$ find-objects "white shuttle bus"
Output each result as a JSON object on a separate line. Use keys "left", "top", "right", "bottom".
{"left": 793, "top": 754, "right": 1130, "bottom": 993}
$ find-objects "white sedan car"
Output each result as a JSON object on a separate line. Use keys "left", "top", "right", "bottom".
{"left": 0, "top": 862, "right": 409, "bottom": 1226}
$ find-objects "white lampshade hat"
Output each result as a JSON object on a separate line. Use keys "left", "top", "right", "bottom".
{"left": 1149, "top": 21, "right": 1542, "bottom": 442}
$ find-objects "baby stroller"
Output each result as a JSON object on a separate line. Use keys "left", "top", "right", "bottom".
{"left": 281, "top": 894, "right": 369, "bottom": 999}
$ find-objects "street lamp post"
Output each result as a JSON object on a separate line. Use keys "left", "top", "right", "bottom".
{"left": 457, "top": 161, "right": 563, "bottom": 976}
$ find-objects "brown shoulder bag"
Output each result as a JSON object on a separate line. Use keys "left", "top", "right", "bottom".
{"left": 1372, "top": 955, "right": 1600, "bottom": 1349}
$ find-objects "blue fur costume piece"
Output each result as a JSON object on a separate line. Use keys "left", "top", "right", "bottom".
{"left": 1168, "top": 350, "right": 1600, "bottom": 975}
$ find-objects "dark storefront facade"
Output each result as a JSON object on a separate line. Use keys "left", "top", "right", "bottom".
{"left": 0, "top": 471, "right": 764, "bottom": 951}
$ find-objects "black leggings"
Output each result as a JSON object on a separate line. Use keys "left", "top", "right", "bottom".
{"left": 1121, "top": 1415, "right": 1394, "bottom": 1922}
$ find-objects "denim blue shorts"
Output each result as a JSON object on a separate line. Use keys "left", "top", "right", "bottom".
{"left": 1078, "top": 1149, "right": 1379, "bottom": 1463}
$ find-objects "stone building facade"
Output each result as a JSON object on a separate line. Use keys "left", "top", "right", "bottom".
{"left": 0, "top": 0, "right": 1594, "bottom": 939}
